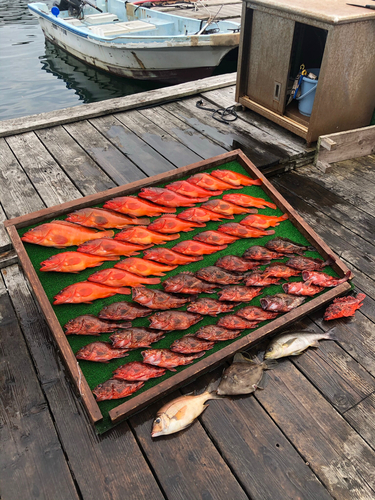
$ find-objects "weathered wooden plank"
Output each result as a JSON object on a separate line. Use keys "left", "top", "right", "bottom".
{"left": 140, "top": 105, "right": 227, "bottom": 158}
{"left": 0, "top": 249, "right": 18, "bottom": 269}
{"left": 344, "top": 393, "right": 375, "bottom": 450}
{"left": 36, "top": 126, "right": 116, "bottom": 195}
{"left": 129, "top": 391, "right": 249, "bottom": 500}
{"left": 0, "top": 73, "right": 237, "bottom": 138}
{"left": 5, "top": 132, "right": 82, "bottom": 207}
{"left": 0, "top": 282, "right": 80, "bottom": 500}
{"left": 0, "top": 203, "right": 12, "bottom": 253}
{"left": 90, "top": 114, "right": 174, "bottom": 177}
{"left": 63, "top": 120, "right": 147, "bottom": 186}
{"left": 0, "top": 137, "right": 44, "bottom": 219}
{"left": 114, "top": 109, "right": 202, "bottom": 167}
{"left": 255, "top": 361, "right": 375, "bottom": 499}
{"left": 2, "top": 264, "right": 165, "bottom": 500}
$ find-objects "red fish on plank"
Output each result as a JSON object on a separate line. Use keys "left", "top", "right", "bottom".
{"left": 265, "top": 237, "right": 315, "bottom": 255}
{"left": 115, "top": 227, "right": 179, "bottom": 246}
{"left": 170, "top": 335, "right": 215, "bottom": 354}
{"left": 53, "top": 282, "right": 130, "bottom": 304}
{"left": 285, "top": 255, "right": 334, "bottom": 271}
{"left": 148, "top": 311, "right": 203, "bottom": 330}
{"left": 113, "top": 361, "right": 166, "bottom": 381}
{"left": 323, "top": 293, "right": 366, "bottom": 320}
{"left": 99, "top": 301, "right": 153, "bottom": 320}
{"left": 178, "top": 207, "right": 233, "bottom": 223}
{"left": 200, "top": 199, "right": 257, "bottom": 216}
{"left": 138, "top": 187, "right": 208, "bottom": 207}
{"left": 187, "top": 298, "right": 235, "bottom": 316}
{"left": 196, "top": 266, "right": 243, "bottom": 285}
{"left": 166, "top": 180, "right": 222, "bottom": 197}
{"left": 66, "top": 207, "right": 150, "bottom": 229}
{"left": 195, "top": 325, "right": 242, "bottom": 341}
{"left": 88, "top": 268, "right": 160, "bottom": 287}
{"left": 40, "top": 251, "right": 119, "bottom": 273}
{"left": 172, "top": 240, "right": 227, "bottom": 256}
{"left": 104, "top": 196, "right": 176, "bottom": 217}
{"left": 188, "top": 172, "right": 241, "bottom": 191}
{"left": 282, "top": 282, "right": 325, "bottom": 296}
{"left": 93, "top": 379, "right": 144, "bottom": 401}
{"left": 64, "top": 314, "right": 131, "bottom": 336}
{"left": 148, "top": 214, "right": 205, "bottom": 234}
{"left": 110, "top": 328, "right": 165, "bottom": 349}
{"left": 236, "top": 305, "right": 279, "bottom": 321}
{"left": 21, "top": 220, "right": 114, "bottom": 248}
{"left": 132, "top": 287, "right": 192, "bottom": 310}
{"left": 193, "top": 230, "right": 239, "bottom": 246}
{"left": 260, "top": 293, "right": 306, "bottom": 312}
{"left": 217, "top": 315, "right": 258, "bottom": 330}
{"left": 210, "top": 169, "right": 262, "bottom": 187}
{"left": 302, "top": 270, "right": 352, "bottom": 287}
{"left": 76, "top": 341, "right": 129, "bottom": 362}
{"left": 223, "top": 193, "right": 277, "bottom": 210}
{"left": 218, "top": 285, "right": 264, "bottom": 302}
{"left": 141, "top": 349, "right": 205, "bottom": 371}
{"left": 162, "top": 272, "right": 219, "bottom": 294}
{"left": 262, "top": 262, "right": 301, "bottom": 279}
{"left": 218, "top": 223, "right": 275, "bottom": 238}
{"left": 143, "top": 248, "right": 203, "bottom": 265}
{"left": 115, "top": 258, "right": 177, "bottom": 276}
{"left": 216, "top": 255, "right": 263, "bottom": 272}
{"left": 243, "top": 245, "right": 285, "bottom": 261}
{"left": 240, "top": 213, "right": 289, "bottom": 229}
{"left": 77, "top": 238, "right": 152, "bottom": 257}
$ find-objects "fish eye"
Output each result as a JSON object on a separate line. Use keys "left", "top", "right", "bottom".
{"left": 267, "top": 347, "right": 273, "bottom": 352}
{"left": 154, "top": 417, "right": 161, "bottom": 424}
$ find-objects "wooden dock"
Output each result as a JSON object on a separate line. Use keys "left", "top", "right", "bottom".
{"left": 1, "top": 76, "right": 375, "bottom": 500}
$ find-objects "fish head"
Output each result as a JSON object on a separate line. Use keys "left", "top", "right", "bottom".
{"left": 40, "top": 253, "right": 67, "bottom": 271}
{"left": 66, "top": 209, "right": 91, "bottom": 225}
{"left": 54, "top": 284, "right": 79, "bottom": 304}
{"left": 78, "top": 238, "right": 112, "bottom": 254}
{"left": 64, "top": 316, "right": 86, "bottom": 334}
{"left": 88, "top": 269, "right": 111, "bottom": 283}
{"left": 21, "top": 224, "right": 53, "bottom": 245}
{"left": 151, "top": 412, "right": 174, "bottom": 438}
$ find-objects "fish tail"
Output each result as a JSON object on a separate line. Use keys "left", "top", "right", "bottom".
{"left": 265, "top": 230, "right": 276, "bottom": 235}
{"left": 263, "top": 359, "right": 278, "bottom": 370}
{"left": 102, "top": 230, "right": 115, "bottom": 238}
{"left": 204, "top": 379, "right": 223, "bottom": 398}
{"left": 324, "top": 327, "right": 339, "bottom": 341}
{"left": 307, "top": 245, "right": 316, "bottom": 252}
{"left": 280, "top": 214, "right": 289, "bottom": 221}
{"left": 118, "top": 287, "right": 131, "bottom": 295}
{"left": 134, "top": 217, "right": 151, "bottom": 225}
{"left": 267, "top": 202, "right": 277, "bottom": 209}
{"left": 248, "top": 209, "right": 258, "bottom": 214}
{"left": 103, "top": 256, "right": 120, "bottom": 261}
{"left": 144, "top": 278, "right": 161, "bottom": 285}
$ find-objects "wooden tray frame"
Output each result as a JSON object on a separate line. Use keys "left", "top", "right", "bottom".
{"left": 5, "top": 149, "right": 352, "bottom": 426}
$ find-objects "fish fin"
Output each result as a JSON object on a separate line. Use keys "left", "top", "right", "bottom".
{"left": 172, "top": 405, "right": 188, "bottom": 420}
{"left": 263, "top": 359, "right": 278, "bottom": 370}
{"left": 282, "top": 338, "right": 298, "bottom": 348}
{"left": 118, "top": 288, "right": 131, "bottom": 295}
{"left": 233, "top": 352, "right": 254, "bottom": 363}
{"left": 205, "top": 378, "right": 221, "bottom": 394}
{"left": 311, "top": 341, "right": 320, "bottom": 348}
{"left": 254, "top": 384, "right": 264, "bottom": 390}
{"left": 323, "top": 327, "right": 338, "bottom": 341}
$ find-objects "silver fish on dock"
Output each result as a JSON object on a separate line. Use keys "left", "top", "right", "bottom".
{"left": 264, "top": 329, "right": 337, "bottom": 360}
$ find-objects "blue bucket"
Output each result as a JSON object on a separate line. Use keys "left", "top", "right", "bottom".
{"left": 296, "top": 68, "right": 320, "bottom": 117}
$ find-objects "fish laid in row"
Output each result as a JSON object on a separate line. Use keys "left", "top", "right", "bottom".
{"left": 172, "top": 240, "right": 227, "bottom": 256}
{"left": 104, "top": 196, "right": 175, "bottom": 217}
{"left": 170, "top": 335, "right": 215, "bottom": 354}
{"left": 244, "top": 271, "right": 281, "bottom": 287}
{"left": 114, "top": 258, "right": 177, "bottom": 276}
{"left": 178, "top": 207, "right": 232, "bottom": 223}
{"left": 132, "top": 287, "right": 192, "bottom": 310}
{"left": 265, "top": 237, "right": 315, "bottom": 255}
{"left": 162, "top": 272, "right": 219, "bottom": 294}
{"left": 236, "top": 305, "right": 278, "bottom": 322}
{"left": 110, "top": 328, "right": 165, "bottom": 349}
{"left": 148, "top": 214, "right": 205, "bottom": 234}
{"left": 148, "top": 311, "right": 202, "bottom": 330}
{"left": 200, "top": 199, "right": 257, "bottom": 216}
{"left": 88, "top": 268, "right": 160, "bottom": 287}
{"left": 285, "top": 255, "right": 333, "bottom": 271}
{"left": 242, "top": 245, "right": 285, "bottom": 261}
{"left": 217, "top": 285, "right": 264, "bottom": 302}
{"left": 187, "top": 298, "right": 235, "bottom": 316}
{"left": 165, "top": 180, "right": 222, "bottom": 198}
{"left": 195, "top": 325, "right": 242, "bottom": 341}
{"left": 66, "top": 207, "right": 150, "bottom": 229}
{"left": 93, "top": 379, "right": 144, "bottom": 402}
{"left": 282, "top": 282, "right": 324, "bottom": 296}
{"left": 64, "top": 314, "right": 131, "bottom": 336}
{"left": 216, "top": 255, "right": 265, "bottom": 272}
{"left": 262, "top": 262, "right": 301, "bottom": 279}
{"left": 54, "top": 282, "right": 130, "bottom": 304}
{"left": 193, "top": 230, "right": 239, "bottom": 246}
{"left": 115, "top": 227, "right": 179, "bottom": 246}
{"left": 188, "top": 172, "right": 240, "bottom": 191}
{"left": 143, "top": 248, "right": 203, "bottom": 265}
{"left": 76, "top": 341, "right": 129, "bottom": 362}
{"left": 218, "top": 223, "right": 275, "bottom": 239}
{"left": 217, "top": 315, "right": 258, "bottom": 330}
{"left": 303, "top": 270, "right": 351, "bottom": 287}
{"left": 113, "top": 361, "right": 166, "bottom": 381}
{"left": 260, "top": 293, "right": 305, "bottom": 312}
{"left": 142, "top": 349, "right": 205, "bottom": 371}
{"left": 210, "top": 169, "right": 262, "bottom": 187}
{"left": 223, "top": 193, "right": 277, "bottom": 210}
{"left": 240, "top": 213, "right": 288, "bottom": 229}
{"left": 77, "top": 238, "right": 152, "bottom": 257}
{"left": 196, "top": 266, "right": 243, "bottom": 285}
{"left": 99, "top": 301, "right": 153, "bottom": 320}
{"left": 40, "top": 251, "right": 118, "bottom": 273}
{"left": 138, "top": 187, "right": 208, "bottom": 207}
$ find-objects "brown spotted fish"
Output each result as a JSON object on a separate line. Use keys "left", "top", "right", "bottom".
{"left": 265, "top": 237, "right": 315, "bottom": 255}
{"left": 260, "top": 293, "right": 306, "bottom": 312}
{"left": 113, "top": 361, "right": 166, "bottom": 381}
{"left": 109, "top": 328, "right": 165, "bottom": 349}
{"left": 93, "top": 379, "right": 144, "bottom": 401}
{"left": 148, "top": 311, "right": 203, "bottom": 330}
{"left": 243, "top": 245, "right": 285, "bottom": 261}
{"left": 236, "top": 305, "right": 278, "bottom": 321}
{"left": 162, "top": 272, "right": 219, "bottom": 294}
{"left": 195, "top": 325, "right": 242, "bottom": 341}
{"left": 282, "top": 282, "right": 325, "bottom": 296}
{"left": 76, "top": 341, "right": 129, "bottom": 362}
{"left": 132, "top": 287, "right": 192, "bottom": 310}
{"left": 216, "top": 255, "right": 263, "bottom": 272}
{"left": 285, "top": 255, "right": 334, "bottom": 271}
{"left": 217, "top": 315, "right": 258, "bottom": 330}
{"left": 64, "top": 314, "right": 131, "bottom": 336}
{"left": 187, "top": 298, "right": 235, "bottom": 316}
{"left": 170, "top": 335, "right": 215, "bottom": 354}
{"left": 196, "top": 266, "right": 243, "bottom": 285}
{"left": 218, "top": 285, "right": 264, "bottom": 302}
{"left": 99, "top": 301, "right": 153, "bottom": 320}
{"left": 142, "top": 349, "right": 205, "bottom": 371}
{"left": 323, "top": 293, "right": 366, "bottom": 320}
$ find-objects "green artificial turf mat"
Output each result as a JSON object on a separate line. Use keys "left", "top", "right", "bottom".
{"left": 18, "top": 160, "right": 342, "bottom": 434}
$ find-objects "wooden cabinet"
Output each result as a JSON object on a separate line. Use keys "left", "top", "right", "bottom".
{"left": 236, "top": 0, "right": 375, "bottom": 144}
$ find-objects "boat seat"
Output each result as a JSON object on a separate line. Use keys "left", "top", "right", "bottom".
{"left": 64, "top": 17, "right": 84, "bottom": 26}
{"left": 84, "top": 13, "right": 119, "bottom": 24}
{"left": 89, "top": 20, "right": 157, "bottom": 37}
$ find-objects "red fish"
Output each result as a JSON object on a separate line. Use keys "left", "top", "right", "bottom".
{"left": 109, "top": 328, "right": 165, "bottom": 349}
{"left": 148, "top": 311, "right": 203, "bottom": 330}
{"left": 138, "top": 187, "right": 208, "bottom": 207}
{"left": 265, "top": 237, "right": 315, "bottom": 255}
{"left": 99, "top": 301, "right": 152, "bottom": 320}
{"left": 64, "top": 314, "right": 131, "bottom": 336}
{"left": 93, "top": 379, "right": 144, "bottom": 401}
{"left": 76, "top": 341, "right": 129, "bottom": 362}
{"left": 188, "top": 172, "right": 241, "bottom": 191}
{"left": 21, "top": 220, "right": 114, "bottom": 248}
{"left": 196, "top": 266, "right": 243, "bottom": 285}
{"left": 115, "top": 258, "right": 177, "bottom": 276}
{"left": 240, "top": 213, "right": 289, "bottom": 229}
{"left": 104, "top": 196, "right": 176, "bottom": 217}
{"left": 115, "top": 227, "right": 179, "bottom": 246}
{"left": 143, "top": 248, "right": 203, "bottom": 265}
{"left": 77, "top": 238, "right": 152, "bottom": 257}
{"left": 170, "top": 335, "right": 215, "bottom": 354}
{"left": 223, "top": 194, "right": 277, "bottom": 210}
{"left": 53, "top": 282, "right": 130, "bottom": 304}
{"left": 40, "top": 251, "right": 119, "bottom": 273}
{"left": 217, "top": 285, "right": 264, "bottom": 302}
{"left": 302, "top": 270, "right": 352, "bottom": 287}
{"left": 210, "top": 169, "right": 262, "bottom": 187}
{"left": 178, "top": 207, "right": 233, "bottom": 223}
{"left": 187, "top": 298, "right": 235, "bottom": 316}
{"left": 193, "top": 230, "right": 239, "bottom": 246}
{"left": 148, "top": 214, "right": 205, "bottom": 234}
{"left": 285, "top": 255, "right": 333, "bottom": 271}
{"left": 162, "top": 272, "right": 219, "bottom": 294}
{"left": 236, "top": 305, "right": 279, "bottom": 321}
{"left": 141, "top": 349, "right": 205, "bottom": 371}
{"left": 282, "top": 282, "right": 325, "bottom": 296}
{"left": 172, "top": 240, "right": 227, "bottom": 256}
{"left": 66, "top": 207, "right": 150, "bottom": 229}
{"left": 218, "top": 223, "right": 275, "bottom": 238}
{"left": 113, "top": 361, "right": 166, "bottom": 381}
{"left": 243, "top": 245, "right": 285, "bottom": 261}
{"left": 323, "top": 293, "right": 366, "bottom": 320}
{"left": 260, "top": 293, "right": 306, "bottom": 312}
{"left": 244, "top": 271, "right": 281, "bottom": 287}
{"left": 217, "top": 315, "right": 258, "bottom": 330}
{"left": 88, "top": 268, "right": 160, "bottom": 287}
{"left": 216, "top": 255, "right": 263, "bottom": 272}
{"left": 166, "top": 180, "right": 222, "bottom": 197}
{"left": 195, "top": 325, "right": 242, "bottom": 341}
{"left": 132, "top": 287, "right": 192, "bottom": 309}
{"left": 200, "top": 199, "right": 257, "bottom": 216}
{"left": 262, "top": 263, "right": 301, "bottom": 279}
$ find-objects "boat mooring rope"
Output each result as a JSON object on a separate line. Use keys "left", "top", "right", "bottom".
{"left": 196, "top": 99, "right": 238, "bottom": 124}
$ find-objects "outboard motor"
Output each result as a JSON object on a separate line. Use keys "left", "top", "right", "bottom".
{"left": 54, "top": 0, "right": 83, "bottom": 17}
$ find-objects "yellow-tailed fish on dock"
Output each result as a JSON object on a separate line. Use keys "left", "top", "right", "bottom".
{"left": 264, "top": 329, "right": 337, "bottom": 360}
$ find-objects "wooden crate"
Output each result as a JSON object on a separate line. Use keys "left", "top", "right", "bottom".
{"left": 4, "top": 150, "right": 352, "bottom": 427}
